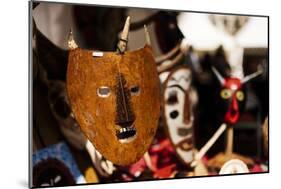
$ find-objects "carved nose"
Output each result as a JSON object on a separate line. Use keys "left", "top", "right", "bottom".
{"left": 183, "top": 92, "right": 191, "bottom": 124}
{"left": 117, "top": 120, "right": 134, "bottom": 128}
{"left": 115, "top": 73, "right": 135, "bottom": 128}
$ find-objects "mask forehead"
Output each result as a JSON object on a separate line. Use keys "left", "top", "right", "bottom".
{"left": 67, "top": 45, "right": 160, "bottom": 165}
{"left": 167, "top": 69, "right": 191, "bottom": 91}
{"left": 223, "top": 78, "right": 242, "bottom": 90}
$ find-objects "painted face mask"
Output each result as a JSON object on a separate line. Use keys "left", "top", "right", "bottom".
{"left": 163, "top": 66, "right": 195, "bottom": 165}
{"left": 66, "top": 17, "right": 161, "bottom": 165}
{"left": 212, "top": 66, "right": 263, "bottom": 125}
{"left": 219, "top": 78, "right": 246, "bottom": 125}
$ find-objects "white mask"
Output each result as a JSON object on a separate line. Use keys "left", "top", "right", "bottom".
{"left": 163, "top": 66, "right": 195, "bottom": 165}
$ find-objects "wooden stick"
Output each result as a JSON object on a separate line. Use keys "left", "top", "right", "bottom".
{"left": 157, "top": 52, "right": 184, "bottom": 73}
{"left": 85, "top": 140, "right": 115, "bottom": 176}
{"left": 191, "top": 123, "right": 227, "bottom": 167}
{"left": 225, "top": 127, "right": 233, "bottom": 157}
{"left": 156, "top": 44, "right": 180, "bottom": 64}
{"left": 143, "top": 152, "right": 155, "bottom": 171}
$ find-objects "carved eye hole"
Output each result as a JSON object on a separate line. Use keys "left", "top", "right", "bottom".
{"left": 130, "top": 86, "right": 140, "bottom": 95}
{"left": 170, "top": 110, "right": 179, "bottom": 119}
{"left": 97, "top": 86, "right": 111, "bottom": 98}
{"left": 167, "top": 91, "right": 178, "bottom": 105}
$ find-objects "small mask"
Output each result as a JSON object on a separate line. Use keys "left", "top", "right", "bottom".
{"left": 212, "top": 66, "right": 263, "bottom": 125}
{"left": 66, "top": 17, "right": 161, "bottom": 165}
{"left": 163, "top": 66, "right": 195, "bottom": 165}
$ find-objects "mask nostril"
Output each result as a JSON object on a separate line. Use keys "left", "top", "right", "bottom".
{"left": 170, "top": 110, "right": 179, "bottom": 119}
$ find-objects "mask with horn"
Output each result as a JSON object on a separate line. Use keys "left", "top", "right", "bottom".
{"left": 212, "top": 65, "right": 263, "bottom": 125}
{"left": 66, "top": 16, "right": 160, "bottom": 165}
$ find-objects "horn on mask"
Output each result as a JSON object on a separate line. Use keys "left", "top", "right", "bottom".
{"left": 67, "top": 28, "right": 78, "bottom": 50}
{"left": 241, "top": 64, "right": 263, "bottom": 84}
{"left": 144, "top": 25, "right": 151, "bottom": 46}
{"left": 117, "top": 16, "right": 130, "bottom": 54}
{"left": 211, "top": 66, "right": 225, "bottom": 86}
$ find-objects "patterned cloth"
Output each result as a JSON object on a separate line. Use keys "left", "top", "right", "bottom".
{"left": 33, "top": 142, "right": 85, "bottom": 186}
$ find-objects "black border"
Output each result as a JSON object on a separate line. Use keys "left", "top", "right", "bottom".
{"left": 28, "top": 1, "right": 33, "bottom": 188}
{"left": 29, "top": 0, "right": 270, "bottom": 188}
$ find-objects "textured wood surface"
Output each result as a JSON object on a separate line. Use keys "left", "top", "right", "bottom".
{"left": 67, "top": 45, "right": 161, "bottom": 165}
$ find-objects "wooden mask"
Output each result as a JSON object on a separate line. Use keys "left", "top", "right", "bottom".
{"left": 163, "top": 66, "right": 195, "bottom": 165}
{"left": 66, "top": 17, "right": 161, "bottom": 165}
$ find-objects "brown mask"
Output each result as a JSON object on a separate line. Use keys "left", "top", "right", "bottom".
{"left": 66, "top": 17, "right": 160, "bottom": 165}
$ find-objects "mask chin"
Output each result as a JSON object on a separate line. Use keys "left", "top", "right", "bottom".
{"left": 176, "top": 148, "right": 194, "bottom": 164}
{"left": 175, "top": 137, "right": 194, "bottom": 164}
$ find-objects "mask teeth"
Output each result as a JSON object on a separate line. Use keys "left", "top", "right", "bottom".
{"left": 117, "top": 16, "right": 130, "bottom": 54}
{"left": 119, "top": 127, "right": 135, "bottom": 133}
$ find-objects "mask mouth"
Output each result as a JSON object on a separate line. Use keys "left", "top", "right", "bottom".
{"left": 176, "top": 137, "right": 193, "bottom": 151}
{"left": 230, "top": 108, "right": 237, "bottom": 116}
{"left": 116, "top": 126, "right": 137, "bottom": 143}
{"left": 225, "top": 106, "right": 240, "bottom": 125}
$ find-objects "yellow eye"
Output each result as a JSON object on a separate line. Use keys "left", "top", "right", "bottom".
{"left": 220, "top": 89, "right": 232, "bottom": 99}
{"left": 236, "top": 91, "right": 245, "bottom": 101}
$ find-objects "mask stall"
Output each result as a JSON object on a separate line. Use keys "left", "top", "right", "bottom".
{"left": 32, "top": 3, "right": 268, "bottom": 187}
